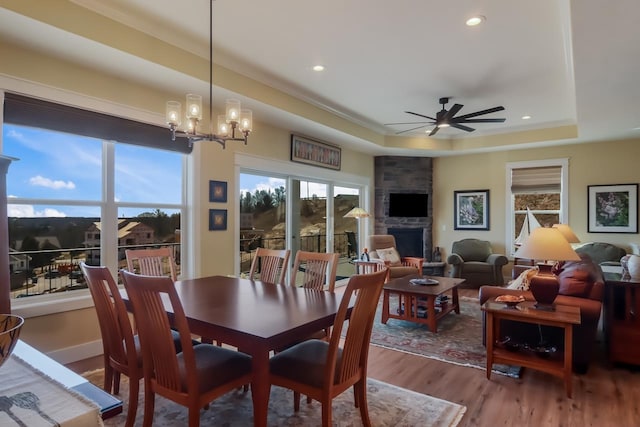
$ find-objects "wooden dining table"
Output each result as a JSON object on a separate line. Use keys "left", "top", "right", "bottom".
{"left": 121, "top": 274, "right": 347, "bottom": 427}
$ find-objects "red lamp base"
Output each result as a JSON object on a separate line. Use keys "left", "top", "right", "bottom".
{"left": 529, "top": 263, "right": 559, "bottom": 310}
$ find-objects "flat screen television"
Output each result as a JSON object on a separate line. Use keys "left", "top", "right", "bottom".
{"left": 388, "top": 193, "right": 428, "bottom": 217}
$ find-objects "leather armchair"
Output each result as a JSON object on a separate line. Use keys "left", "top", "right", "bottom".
{"left": 367, "top": 234, "right": 423, "bottom": 280}
{"left": 575, "top": 242, "right": 626, "bottom": 266}
{"left": 447, "top": 238, "right": 508, "bottom": 286}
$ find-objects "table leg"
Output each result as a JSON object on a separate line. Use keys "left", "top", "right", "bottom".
{"left": 382, "top": 290, "right": 390, "bottom": 324}
{"left": 426, "top": 295, "right": 437, "bottom": 333}
{"left": 486, "top": 312, "right": 494, "bottom": 380}
{"left": 251, "top": 346, "right": 271, "bottom": 427}
{"left": 564, "top": 324, "right": 573, "bottom": 398}
{"left": 452, "top": 286, "right": 460, "bottom": 314}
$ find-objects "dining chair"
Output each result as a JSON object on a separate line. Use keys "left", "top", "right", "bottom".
{"left": 248, "top": 247, "right": 290, "bottom": 285}
{"left": 119, "top": 270, "right": 253, "bottom": 427}
{"left": 290, "top": 250, "right": 339, "bottom": 292}
{"left": 80, "top": 262, "right": 141, "bottom": 427}
{"left": 269, "top": 267, "right": 388, "bottom": 426}
{"left": 125, "top": 247, "right": 178, "bottom": 282}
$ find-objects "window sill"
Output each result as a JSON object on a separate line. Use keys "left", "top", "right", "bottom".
{"left": 11, "top": 290, "right": 95, "bottom": 319}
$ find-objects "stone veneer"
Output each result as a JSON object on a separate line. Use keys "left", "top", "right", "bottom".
{"left": 374, "top": 156, "right": 433, "bottom": 260}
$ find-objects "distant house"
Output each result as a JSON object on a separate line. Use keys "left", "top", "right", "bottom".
{"left": 84, "top": 219, "right": 156, "bottom": 264}
{"left": 9, "top": 248, "right": 31, "bottom": 273}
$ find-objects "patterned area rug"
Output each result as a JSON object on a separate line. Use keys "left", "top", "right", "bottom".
{"left": 371, "top": 295, "right": 522, "bottom": 378}
{"left": 83, "top": 370, "right": 466, "bottom": 426}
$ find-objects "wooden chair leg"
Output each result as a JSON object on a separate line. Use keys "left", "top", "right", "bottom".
{"left": 125, "top": 376, "right": 139, "bottom": 427}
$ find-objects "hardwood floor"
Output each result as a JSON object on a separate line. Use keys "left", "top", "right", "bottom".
{"left": 67, "top": 287, "right": 640, "bottom": 426}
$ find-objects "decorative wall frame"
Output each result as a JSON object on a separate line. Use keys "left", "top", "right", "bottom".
{"left": 290, "top": 134, "right": 341, "bottom": 170}
{"left": 209, "top": 209, "right": 227, "bottom": 231}
{"left": 209, "top": 180, "right": 227, "bottom": 203}
{"left": 588, "top": 184, "right": 638, "bottom": 233}
{"left": 454, "top": 189, "right": 490, "bottom": 230}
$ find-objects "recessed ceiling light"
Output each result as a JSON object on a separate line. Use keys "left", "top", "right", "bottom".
{"left": 522, "top": 115, "right": 531, "bottom": 120}
{"left": 466, "top": 15, "right": 486, "bottom": 26}
{"left": 313, "top": 65, "right": 325, "bottom": 72}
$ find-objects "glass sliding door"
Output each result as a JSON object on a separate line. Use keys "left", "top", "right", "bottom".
{"left": 291, "top": 179, "right": 328, "bottom": 256}
{"left": 333, "top": 186, "right": 361, "bottom": 260}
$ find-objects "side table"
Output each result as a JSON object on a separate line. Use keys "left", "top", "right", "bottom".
{"left": 422, "top": 261, "right": 446, "bottom": 276}
{"left": 482, "top": 300, "right": 581, "bottom": 398}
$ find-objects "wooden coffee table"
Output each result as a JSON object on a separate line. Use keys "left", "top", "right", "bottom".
{"left": 381, "top": 274, "right": 465, "bottom": 333}
{"left": 482, "top": 299, "right": 581, "bottom": 398}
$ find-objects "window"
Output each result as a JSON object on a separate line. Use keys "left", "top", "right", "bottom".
{"left": 3, "top": 94, "right": 186, "bottom": 307}
{"left": 506, "top": 159, "right": 568, "bottom": 256}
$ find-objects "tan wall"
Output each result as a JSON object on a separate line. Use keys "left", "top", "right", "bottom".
{"left": 433, "top": 139, "right": 640, "bottom": 271}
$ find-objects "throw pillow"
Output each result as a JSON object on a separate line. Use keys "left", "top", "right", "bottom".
{"left": 506, "top": 266, "right": 538, "bottom": 291}
{"left": 376, "top": 247, "right": 402, "bottom": 267}
{"left": 557, "top": 267, "right": 594, "bottom": 297}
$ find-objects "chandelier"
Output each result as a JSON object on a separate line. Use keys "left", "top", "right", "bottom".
{"left": 165, "top": 0, "right": 252, "bottom": 148}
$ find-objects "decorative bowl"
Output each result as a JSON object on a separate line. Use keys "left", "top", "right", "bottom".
{"left": 0, "top": 314, "right": 24, "bottom": 368}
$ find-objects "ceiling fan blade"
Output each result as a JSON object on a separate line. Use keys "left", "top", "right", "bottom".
{"left": 450, "top": 123, "right": 475, "bottom": 132}
{"left": 442, "top": 103, "right": 463, "bottom": 122}
{"left": 428, "top": 126, "right": 440, "bottom": 137}
{"left": 384, "top": 121, "right": 433, "bottom": 126}
{"left": 455, "top": 106, "right": 505, "bottom": 120}
{"left": 457, "top": 118, "right": 506, "bottom": 123}
{"left": 395, "top": 124, "right": 430, "bottom": 134}
{"left": 405, "top": 111, "right": 437, "bottom": 121}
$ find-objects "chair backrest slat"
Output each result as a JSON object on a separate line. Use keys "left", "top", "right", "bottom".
{"left": 290, "top": 251, "right": 339, "bottom": 292}
{"left": 125, "top": 247, "right": 178, "bottom": 282}
{"left": 248, "top": 248, "right": 290, "bottom": 285}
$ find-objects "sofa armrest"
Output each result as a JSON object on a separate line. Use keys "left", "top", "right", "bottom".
{"left": 447, "top": 253, "right": 464, "bottom": 265}
{"left": 486, "top": 253, "right": 508, "bottom": 266}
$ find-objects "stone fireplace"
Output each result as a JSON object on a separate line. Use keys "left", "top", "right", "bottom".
{"left": 374, "top": 156, "right": 433, "bottom": 260}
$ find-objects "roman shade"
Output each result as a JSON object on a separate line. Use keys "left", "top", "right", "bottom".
{"left": 511, "top": 166, "right": 561, "bottom": 193}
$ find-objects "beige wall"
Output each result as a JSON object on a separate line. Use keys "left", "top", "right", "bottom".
{"left": 433, "top": 139, "right": 640, "bottom": 267}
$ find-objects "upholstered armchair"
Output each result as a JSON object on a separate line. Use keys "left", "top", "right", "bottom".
{"left": 447, "top": 238, "right": 508, "bottom": 286}
{"left": 575, "top": 242, "right": 626, "bottom": 267}
{"left": 367, "top": 235, "right": 423, "bottom": 280}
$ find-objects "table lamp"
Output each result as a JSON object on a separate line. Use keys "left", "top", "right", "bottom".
{"left": 514, "top": 227, "right": 580, "bottom": 309}
{"left": 343, "top": 207, "right": 370, "bottom": 218}
{"left": 552, "top": 223, "right": 580, "bottom": 244}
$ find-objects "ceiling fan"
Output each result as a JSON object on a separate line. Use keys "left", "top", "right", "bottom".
{"left": 385, "top": 97, "right": 506, "bottom": 137}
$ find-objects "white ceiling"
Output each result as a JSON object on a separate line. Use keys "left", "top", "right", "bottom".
{"left": 1, "top": 0, "right": 639, "bottom": 156}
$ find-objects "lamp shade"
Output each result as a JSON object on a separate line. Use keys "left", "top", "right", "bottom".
{"left": 514, "top": 227, "right": 581, "bottom": 262}
{"left": 552, "top": 224, "right": 580, "bottom": 243}
{"left": 344, "top": 207, "right": 370, "bottom": 218}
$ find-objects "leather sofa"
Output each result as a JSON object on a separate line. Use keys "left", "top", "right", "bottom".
{"left": 447, "top": 238, "right": 508, "bottom": 286}
{"left": 479, "top": 253, "right": 604, "bottom": 373}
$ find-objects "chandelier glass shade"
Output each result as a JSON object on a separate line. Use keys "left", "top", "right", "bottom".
{"left": 165, "top": 1, "right": 252, "bottom": 148}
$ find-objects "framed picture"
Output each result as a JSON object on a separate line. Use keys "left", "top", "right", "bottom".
{"left": 209, "top": 180, "right": 227, "bottom": 203}
{"left": 454, "top": 190, "right": 490, "bottom": 230}
{"left": 290, "top": 134, "right": 341, "bottom": 170}
{"left": 588, "top": 184, "right": 638, "bottom": 233}
{"left": 209, "top": 209, "right": 227, "bottom": 231}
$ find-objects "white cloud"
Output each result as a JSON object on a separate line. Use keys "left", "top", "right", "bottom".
{"left": 29, "top": 175, "right": 76, "bottom": 190}
{"left": 8, "top": 205, "right": 67, "bottom": 218}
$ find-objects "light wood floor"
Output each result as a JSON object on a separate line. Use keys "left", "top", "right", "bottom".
{"left": 67, "top": 288, "right": 640, "bottom": 427}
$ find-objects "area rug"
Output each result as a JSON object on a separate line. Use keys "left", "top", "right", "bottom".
{"left": 83, "top": 370, "right": 466, "bottom": 426}
{"left": 371, "top": 295, "right": 522, "bottom": 378}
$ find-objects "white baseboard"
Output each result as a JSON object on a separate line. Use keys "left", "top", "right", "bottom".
{"left": 46, "top": 340, "right": 103, "bottom": 365}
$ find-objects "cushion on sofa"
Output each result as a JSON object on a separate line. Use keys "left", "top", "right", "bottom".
{"left": 376, "top": 247, "right": 402, "bottom": 266}
{"left": 555, "top": 253, "right": 600, "bottom": 298}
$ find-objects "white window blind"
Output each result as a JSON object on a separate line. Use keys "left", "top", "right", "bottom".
{"left": 511, "top": 166, "right": 561, "bottom": 193}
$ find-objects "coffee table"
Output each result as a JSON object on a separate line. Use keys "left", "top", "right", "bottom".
{"left": 482, "top": 299, "right": 581, "bottom": 398}
{"left": 381, "top": 274, "right": 465, "bottom": 333}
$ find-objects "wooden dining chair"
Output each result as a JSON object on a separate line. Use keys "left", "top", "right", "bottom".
{"left": 119, "top": 270, "right": 253, "bottom": 427}
{"left": 125, "top": 247, "right": 178, "bottom": 281}
{"left": 248, "top": 247, "right": 290, "bottom": 285}
{"left": 290, "top": 250, "right": 339, "bottom": 292}
{"left": 80, "top": 262, "right": 141, "bottom": 427}
{"left": 269, "top": 267, "right": 388, "bottom": 426}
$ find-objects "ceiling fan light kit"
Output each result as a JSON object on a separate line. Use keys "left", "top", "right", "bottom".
{"left": 386, "top": 97, "right": 505, "bottom": 136}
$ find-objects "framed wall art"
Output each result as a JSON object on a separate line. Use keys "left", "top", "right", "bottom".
{"left": 588, "top": 184, "right": 638, "bottom": 233}
{"left": 291, "top": 134, "right": 341, "bottom": 170}
{"left": 209, "top": 180, "right": 227, "bottom": 203}
{"left": 454, "top": 189, "right": 490, "bottom": 230}
{"left": 209, "top": 209, "right": 227, "bottom": 231}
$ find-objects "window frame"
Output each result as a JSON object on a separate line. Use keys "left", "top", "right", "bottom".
{"left": 505, "top": 158, "right": 569, "bottom": 257}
